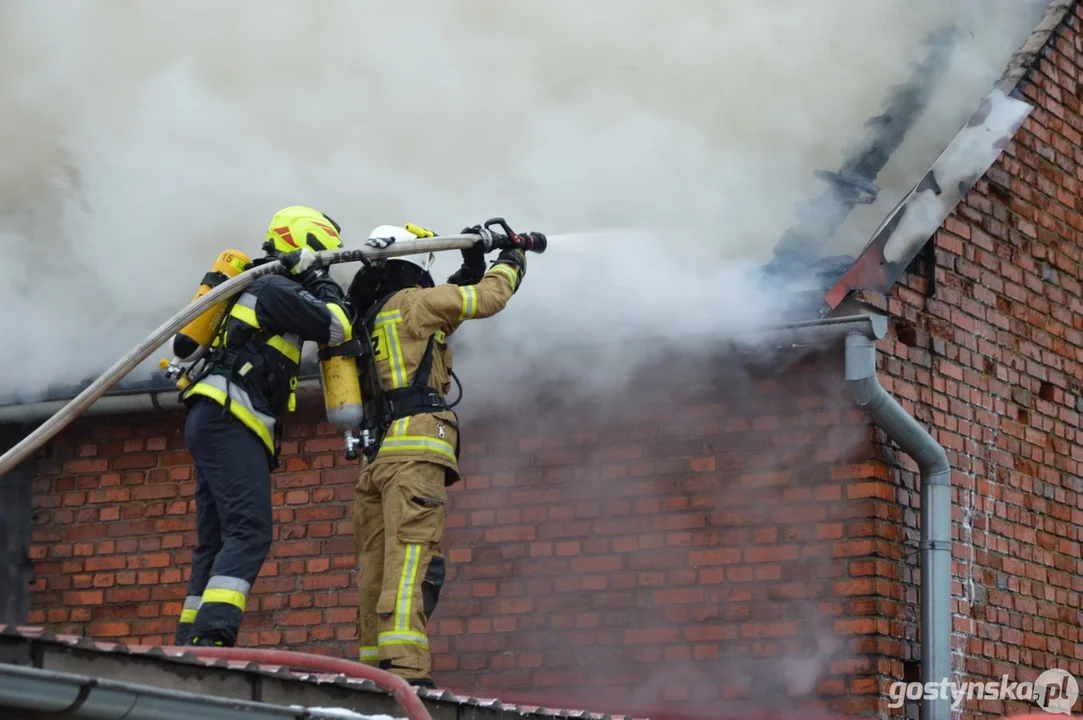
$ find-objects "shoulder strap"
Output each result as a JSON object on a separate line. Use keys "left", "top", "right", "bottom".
{"left": 413, "top": 335, "right": 437, "bottom": 388}
{"left": 362, "top": 289, "right": 439, "bottom": 388}
{"left": 362, "top": 291, "right": 399, "bottom": 331}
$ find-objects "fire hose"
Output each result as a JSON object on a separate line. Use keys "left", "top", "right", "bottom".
{"left": 166, "top": 646, "right": 435, "bottom": 720}
{"left": 0, "top": 224, "right": 545, "bottom": 478}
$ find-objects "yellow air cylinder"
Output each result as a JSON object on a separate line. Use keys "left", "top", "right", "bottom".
{"left": 172, "top": 249, "right": 251, "bottom": 362}
{"left": 319, "top": 351, "right": 365, "bottom": 459}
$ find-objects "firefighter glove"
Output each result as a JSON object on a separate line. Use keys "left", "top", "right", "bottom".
{"left": 493, "top": 247, "right": 527, "bottom": 289}
{"left": 446, "top": 263, "right": 486, "bottom": 287}
{"left": 495, "top": 247, "right": 526, "bottom": 270}
{"left": 299, "top": 266, "right": 338, "bottom": 298}
{"left": 461, "top": 224, "right": 495, "bottom": 253}
{"left": 280, "top": 247, "right": 318, "bottom": 276}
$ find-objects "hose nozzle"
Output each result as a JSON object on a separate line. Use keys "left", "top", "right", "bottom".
{"left": 482, "top": 217, "right": 548, "bottom": 254}
{"left": 514, "top": 231, "right": 547, "bottom": 254}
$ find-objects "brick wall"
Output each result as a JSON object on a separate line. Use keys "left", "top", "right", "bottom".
{"left": 853, "top": 5, "right": 1083, "bottom": 718}
{"left": 23, "top": 348, "right": 901, "bottom": 716}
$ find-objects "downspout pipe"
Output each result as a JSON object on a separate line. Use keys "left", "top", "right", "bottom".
{"left": 845, "top": 332, "right": 951, "bottom": 720}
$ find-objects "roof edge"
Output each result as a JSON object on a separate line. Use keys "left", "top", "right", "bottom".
{"left": 0, "top": 314, "right": 889, "bottom": 425}
{"left": 996, "top": 0, "right": 1077, "bottom": 96}
{"left": 1, "top": 625, "right": 651, "bottom": 720}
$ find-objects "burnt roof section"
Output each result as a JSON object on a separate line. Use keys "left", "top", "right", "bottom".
{"left": 820, "top": 0, "right": 1075, "bottom": 313}
{"left": 764, "top": 24, "right": 963, "bottom": 280}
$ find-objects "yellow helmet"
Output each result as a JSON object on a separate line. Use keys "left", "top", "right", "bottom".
{"left": 263, "top": 206, "right": 343, "bottom": 255}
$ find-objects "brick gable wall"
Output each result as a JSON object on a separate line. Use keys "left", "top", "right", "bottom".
{"left": 853, "top": 4, "right": 1083, "bottom": 716}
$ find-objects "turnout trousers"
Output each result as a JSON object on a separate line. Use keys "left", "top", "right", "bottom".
{"left": 174, "top": 396, "right": 274, "bottom": 647}
{"left": 354, "top": 460, "right": 447, "bottom": 682}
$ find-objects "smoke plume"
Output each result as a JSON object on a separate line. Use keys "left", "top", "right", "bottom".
{"left": 0, "top": 0, "right": 1051, "bottom": 404}
{"left": 449, "top": 346, "right": 877, "bottom": 710}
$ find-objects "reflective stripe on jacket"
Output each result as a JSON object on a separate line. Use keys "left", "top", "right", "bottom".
{"left": 182, "top": 272, "right": 353, "bottom": 457}
{"left": 368, "top": 262, "right": 520, "bottom": 480}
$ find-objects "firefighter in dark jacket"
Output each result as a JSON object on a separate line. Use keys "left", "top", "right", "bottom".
{"left": 174, "top": 206, "right": 356, "bottom": 647}
{"left": 349, "top": 222, "right": 533, "bottom": 685}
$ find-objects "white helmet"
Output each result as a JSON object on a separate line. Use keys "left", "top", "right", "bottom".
{"left": 368, "top": 224, "right": 435, "bottom": 272}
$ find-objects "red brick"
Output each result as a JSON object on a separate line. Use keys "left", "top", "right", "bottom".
{"left": 278, "top": 610, "right": 323, "bottom": 627}
{"left": 64, "top": 459, "right": 108, "bottom": 474}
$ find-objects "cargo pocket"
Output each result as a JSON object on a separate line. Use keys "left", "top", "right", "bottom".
{"left": 397, "top": 488, "right": 446, "bottom": 544}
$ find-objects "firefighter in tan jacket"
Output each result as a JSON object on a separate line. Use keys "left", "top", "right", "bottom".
{"left": 347, "top": 222, "right": 535, "bottom": 686}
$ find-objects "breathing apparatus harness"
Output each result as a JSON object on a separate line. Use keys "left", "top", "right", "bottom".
{"left": 351, "top": 280, "right": 464, "bottom": 464}
{"left": 178, "top": 253, "right": 308, "bottom": 463}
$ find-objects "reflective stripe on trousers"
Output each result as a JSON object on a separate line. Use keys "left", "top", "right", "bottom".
{"left": 355, "top": 461, "right": 446, "bottom": 680}
{"left": 179, "top": 594, "right": 201, "bottom": 624}
{"left": 200, "top": 575, "right": 251, "bottom": 612}
{"left": 378, "top": 543, "right": 428, "bottom": 651}
{"left": 184, "top": 374, "right": 277, "bottom": 455}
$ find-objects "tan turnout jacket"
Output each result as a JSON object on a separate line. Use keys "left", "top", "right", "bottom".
{"left": 366, "top": 261, "right": 521, "bottom": 483}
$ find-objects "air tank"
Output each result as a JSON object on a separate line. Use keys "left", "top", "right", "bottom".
{"left": 319, "top": 351, "right": 364, "bottom": 460}
{"left": 172, "top": 249, "right": 252, "bottom": 362}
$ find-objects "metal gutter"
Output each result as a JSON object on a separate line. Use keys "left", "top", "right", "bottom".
{"left": 0, "top": 376, "right": 324, "bottom": 425}
{"left": 735, "top": 313, "right": 888, "bottom": 348}
{"left": 0, "top": 661, "right": 307, "bottom": 720}
{"left": 0, "top": 316, "right": 890, "bottom": 425}
{"left": 844, "top": 332, "right": 951, "bottom": 720}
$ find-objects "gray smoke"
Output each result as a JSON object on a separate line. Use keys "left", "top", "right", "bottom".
{"left": 0, "top": 0, "right": 1051, "bottom": 404}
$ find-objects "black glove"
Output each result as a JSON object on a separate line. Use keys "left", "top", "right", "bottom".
{"left": 461, "top": 224, "right": 495, "bottom": 253}
{"left": 446, "top": 225, "right": 493, "bottom": 286}
{"left": 246, "top": 255, "right": 280, "bottom": 270}
{"left": 447, "top": 263, "right": 486, "bottom": 287}
{"left": 298, "top": 267, "right": 344, "bottom": 304}
{"left": 491, "top": 247, "right": 526, "bottom": 291}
